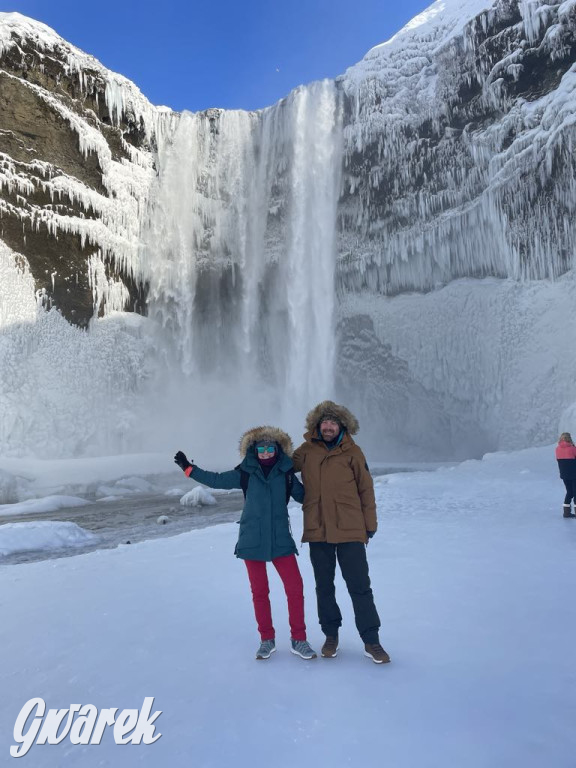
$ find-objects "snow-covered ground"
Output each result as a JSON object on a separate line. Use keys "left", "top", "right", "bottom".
{"left": 0, "top": 444, "right": 574, "bottom": 767}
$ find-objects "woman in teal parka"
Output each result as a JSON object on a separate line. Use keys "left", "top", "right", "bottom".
{"left": 174, "top": 425, "right": 317, "bottom": 661}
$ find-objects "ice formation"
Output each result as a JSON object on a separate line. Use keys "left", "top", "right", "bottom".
{"left": 0, "top": 237, "right": 154, "bottom": 458}
{"left": 1, "top": 1, "right": 576, "bottom": 460}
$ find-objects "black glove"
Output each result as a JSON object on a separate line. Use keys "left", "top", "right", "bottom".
{"left": 174, "top": 450, "right": 192, "bottom": 472}
{"left": 367, "top": 531, "right": 375, "bottom": 539}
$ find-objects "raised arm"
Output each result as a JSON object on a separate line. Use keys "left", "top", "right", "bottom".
{"left": 190, "top": 466, "right": 242, "bottom": 490}
{"left": 174, "top": 450, "right": 242, "bottom": 490}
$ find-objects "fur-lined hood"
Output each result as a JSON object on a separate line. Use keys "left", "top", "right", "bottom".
{"left": 239, "top": 426, "right": 294, "bottom": 458}
{"left": 305, "top": 400, "right": 359, "bottom": 435}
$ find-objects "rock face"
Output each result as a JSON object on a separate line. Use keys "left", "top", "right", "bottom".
{"left": 1, "top": 2, "right": 576, "bottom": 459}
{"left": 0, "top": 14, "right": 155, "bottom": 326}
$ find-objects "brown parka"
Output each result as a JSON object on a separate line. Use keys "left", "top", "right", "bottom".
{"left": 292, "top": 401, "right": 377, "bottom": 544}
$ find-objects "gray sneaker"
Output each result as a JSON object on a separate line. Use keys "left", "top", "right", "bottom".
{"left": 290, "top": 639, "right": 317, "bottom": 659}
{"left": 256, "top": 639, "right": 276, "bottom": 660}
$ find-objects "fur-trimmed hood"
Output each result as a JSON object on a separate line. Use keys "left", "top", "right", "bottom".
{"left": 239, "top": 426, "right": 294, "bottom": 458}
{"left": 305, "top": 400, "right": 359, "bottom": 436}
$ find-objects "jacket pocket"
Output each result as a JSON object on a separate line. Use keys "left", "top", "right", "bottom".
{"left": 303, "top": 502, "right": 321, "bottom": 531}
{"left": 335, "top": 503, "right": 362, "bottom": 531}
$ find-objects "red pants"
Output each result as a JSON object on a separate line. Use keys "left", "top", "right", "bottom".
{"left": 244, "top": 554, "right": 307, "bottom": 641}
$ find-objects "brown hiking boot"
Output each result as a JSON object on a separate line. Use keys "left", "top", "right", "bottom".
{"left": 563, "top": 505, "right": 576, "bottom": 518}
{"left": 364, "top": 643, "right": 391, "bottom": 664}
{"left": 321, "top": 636, "right": 339, "bottom": 658}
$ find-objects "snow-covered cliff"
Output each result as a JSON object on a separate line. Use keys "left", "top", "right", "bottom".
{"left": 1, "top": 2, "right": 575, "bottom": 460}
{"left": 0, "top": 12, "right": 165, "bottom": 324}
{"left": 339, "top": 0, "right": 576, "bottom": 291}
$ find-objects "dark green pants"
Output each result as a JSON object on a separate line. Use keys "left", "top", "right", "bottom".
{"left": 309, "top": 541, "right": 380, "bottom": 644}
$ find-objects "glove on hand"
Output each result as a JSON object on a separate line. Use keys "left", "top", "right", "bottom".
{"left": 174, "top": 450, "right": 192, "bottom": 472}
{"left": 367, "top": 531, "right": 375, "bottom": 539}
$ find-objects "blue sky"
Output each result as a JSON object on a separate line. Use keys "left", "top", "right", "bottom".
{"left": 7, "top": 0, "right": 432, "bottom": 112}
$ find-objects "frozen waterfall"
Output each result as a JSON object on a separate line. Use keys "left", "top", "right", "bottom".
{"left": 2, "top": 3, "right": 576, "bottom": 462}
{"left": 141, "top": 80, "right": 343, "bottom": 446}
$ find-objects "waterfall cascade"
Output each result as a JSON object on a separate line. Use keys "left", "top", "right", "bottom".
{"left": 141, "top": 81, "right": 342, "bottom": 446}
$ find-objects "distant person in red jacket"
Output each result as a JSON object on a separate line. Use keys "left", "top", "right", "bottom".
{"left": 555, "top": 432, "right": 576, "bottom": 518}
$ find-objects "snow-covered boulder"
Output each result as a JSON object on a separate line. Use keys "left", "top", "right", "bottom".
{"left": 180, "top": 487, "right": 217, "bottom": 507}
{"left": 0, "top": 520, "right": 97, "bottom": 556}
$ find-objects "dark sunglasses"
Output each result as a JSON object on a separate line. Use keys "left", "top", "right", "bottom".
{"left": 256, "top": 446, "right": 276, "bottom": 454}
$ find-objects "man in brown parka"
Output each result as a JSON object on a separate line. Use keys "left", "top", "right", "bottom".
{"left": 292, "top": 400, "right": 390, "bottom": 664}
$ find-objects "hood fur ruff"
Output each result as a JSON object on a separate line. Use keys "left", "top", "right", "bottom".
{"left": 305, "top": 400, "right": 359, "bottom": 435}
{"left": 239, "top": 426, "right": 294, "bottom": 458}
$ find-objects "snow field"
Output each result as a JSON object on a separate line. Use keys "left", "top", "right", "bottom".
{"left": 0, "top": 445, "right": 575, "bottom": 767}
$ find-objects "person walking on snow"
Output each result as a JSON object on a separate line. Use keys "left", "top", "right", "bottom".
{"left": 555, "top": 432, "right": 576, "bottom": 518}
{"left": 292, "top": 400, "right": 390, "bottom": 664}
{"left": 174, "top": 426, "right": 317, "bottom": 661}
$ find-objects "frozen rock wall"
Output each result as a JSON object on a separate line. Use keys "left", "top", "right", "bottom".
{"left": 0, "top": 13, "right": 167, "bottom": 456}
{"left": 335, "top": 0, "right": 576, "bottom": 456}
{"left": 339, "top": 0, "right": 576, "bottom": 292}
{"left": 0, "top": 12, "right": 161, "bottom": 326}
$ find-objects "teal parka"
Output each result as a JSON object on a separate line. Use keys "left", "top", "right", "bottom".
{"left": 189, "top": 426, "right": 304, "bottom": 561}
